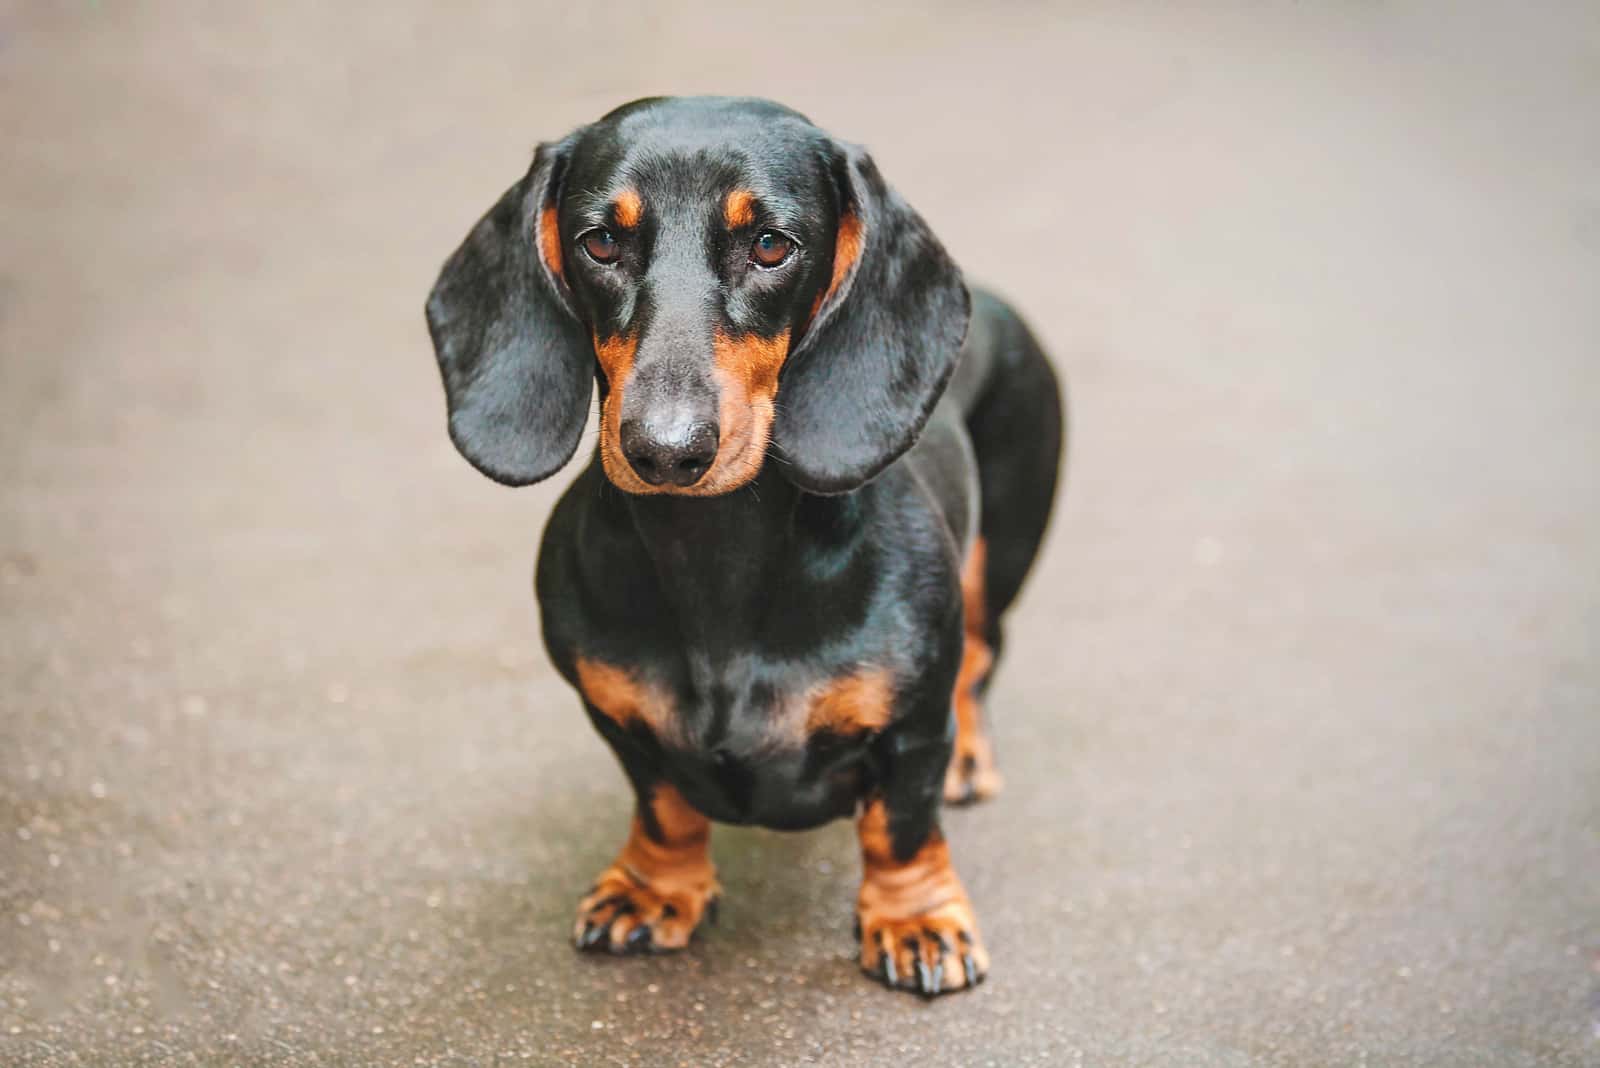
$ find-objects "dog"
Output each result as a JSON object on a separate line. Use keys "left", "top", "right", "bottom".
{"left": 425, "top": 96, "right": 1063, "bottom": 997}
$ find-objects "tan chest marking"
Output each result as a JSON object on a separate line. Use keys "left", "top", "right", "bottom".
{"left": 575, "top": 657, "right": 676, "bottom": 739}
{"left": 803, "top": 668, "right": 894, "bottom": 738}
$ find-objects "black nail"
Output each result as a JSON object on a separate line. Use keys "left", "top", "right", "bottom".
{"left": 915, "top": 956, "right": 935, "bottom": 997}
{"left": 962, "top": 953, "right": 978, "bottom": 988}
{"left": 578, "top": 921, "right": 608, "bottom": 950}
{"left": 624, "top": 924, "right": 652, "bottom": 953}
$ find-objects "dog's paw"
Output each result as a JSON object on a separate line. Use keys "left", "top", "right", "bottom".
{"left": 856, "top": 898, "right": 989, "bottom": 997}
{"left": 572, "top": 866, "right": 720, "bottom": 955}
{"left": 942, "top": 733, "right": 1004, "bottom": 806}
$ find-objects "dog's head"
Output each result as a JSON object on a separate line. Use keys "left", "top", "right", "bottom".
{"left": 426, "top": 96, "right": 969, "bottom": 496}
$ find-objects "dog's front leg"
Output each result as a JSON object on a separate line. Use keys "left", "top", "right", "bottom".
{"left": 855, "top": 728, "right": 989, "bottom": 997}
{"left": 567, "top": 685, "right": 720, "bottom": 956}
{"left": 573, "top": 774, "right": 721, "bottom": 955}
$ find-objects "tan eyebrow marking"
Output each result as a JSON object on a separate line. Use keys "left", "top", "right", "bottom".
{"left": 723, "top": 188, "right": 756, "bottom": 229}
{"left": 613, "top": 188, "right": 644, "bottom": 229}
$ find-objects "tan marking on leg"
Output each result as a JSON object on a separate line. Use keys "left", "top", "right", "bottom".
{"left": 575, "top": 783, "right": 720, "bottom": 953}
{"left": 945, "top": 537, "right": 1003, "bottom": 803}
{"left": 855, "top": 798, "right": 988, "bottom": 994}
{"left": 961, "top": 536, "right": 988, "bottom": 634}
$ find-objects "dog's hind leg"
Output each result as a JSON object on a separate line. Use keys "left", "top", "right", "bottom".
{"left": 942, "top": 290, "right": 1065, "bottom": 805}
{"left": 944, "top": 538, "right": 1004, "bottom": 804}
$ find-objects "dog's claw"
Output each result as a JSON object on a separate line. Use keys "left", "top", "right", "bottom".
{"left": 915, "top": 956, "right": 941, "bottom": 998}
{"left": 858, "top": 884, "right": 987, "bottom": 997}
{"left": 623, "top": 923, "right": 652, "bottom": 953}
{"left": 577, "top": 921, "right": 607, "bottom": 950}
{"left": 574, "top": 865, "right": 721, "bottom": 955}
{"left": 861, "top": 917, "right": 984, "bottom": 996}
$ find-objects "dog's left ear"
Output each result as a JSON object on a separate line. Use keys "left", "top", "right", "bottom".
{"left": 773, "top": 144, "right": 971, "bottom": 494}
{"left": 425, "top": 140, "right": 592, "bottom": 486}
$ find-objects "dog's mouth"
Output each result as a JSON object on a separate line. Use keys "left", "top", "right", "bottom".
{"left": 594, "top": 328, "right": 789, "bottom": 497}
{"left": 597, "top": 391, "right": 774, "bottom": 498}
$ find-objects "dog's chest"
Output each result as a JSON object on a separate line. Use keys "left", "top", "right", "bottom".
{"left": 577, "top": 654, "right": 890, "bottom": 749}
{"left": 574, "top": 654, "right": 891, "bottom": 825}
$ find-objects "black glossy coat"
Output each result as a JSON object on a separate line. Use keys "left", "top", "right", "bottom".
{"left": 427, "top": 96, "right": 1063, "bottom": 866}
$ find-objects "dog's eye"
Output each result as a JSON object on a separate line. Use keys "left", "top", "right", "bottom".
{"left": 581, "top": 228, "right": 621, "bottom": 266}
{"left": 750, "top": 230, "right": 794, "bottom": 269}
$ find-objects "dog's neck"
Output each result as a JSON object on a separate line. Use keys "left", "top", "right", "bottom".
{"left": 620, "top": 461, "right": 861, "bottom": 651}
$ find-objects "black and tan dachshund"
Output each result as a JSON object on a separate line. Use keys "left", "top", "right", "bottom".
{"left": 425, "top": 96, "right": 1063, "bottom": 997}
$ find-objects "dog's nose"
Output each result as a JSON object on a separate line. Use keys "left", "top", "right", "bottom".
{"left": 620, "top": 419, "right": 719, "bottom": 487}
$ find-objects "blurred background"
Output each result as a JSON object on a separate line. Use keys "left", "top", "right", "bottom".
{"left": 2, "top": 2, "right": 1597, "bottom": 1064}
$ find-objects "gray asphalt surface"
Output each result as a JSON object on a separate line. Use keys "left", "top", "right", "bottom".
{"left": 3, "top": 3, "right": 1598, "bottom": 1065}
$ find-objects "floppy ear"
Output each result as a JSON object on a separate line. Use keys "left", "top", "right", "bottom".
{"left": 425, "top": 141, "right": 592, "bottom": 486}
{"left": 772, "top": 145, "right": 971, "bottom": 494}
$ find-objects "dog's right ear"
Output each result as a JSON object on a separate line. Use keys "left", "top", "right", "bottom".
{"left": 425, "top": 140, "right": 591, "bottom": 486}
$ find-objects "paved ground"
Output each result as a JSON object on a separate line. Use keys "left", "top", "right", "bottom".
{"left": 3, "top": 2, "right": 1598, "bottom": 1065}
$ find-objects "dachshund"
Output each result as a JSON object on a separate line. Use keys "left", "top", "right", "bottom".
{"left": 425, "top": 96, "right": 1063, "bottom": 997}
